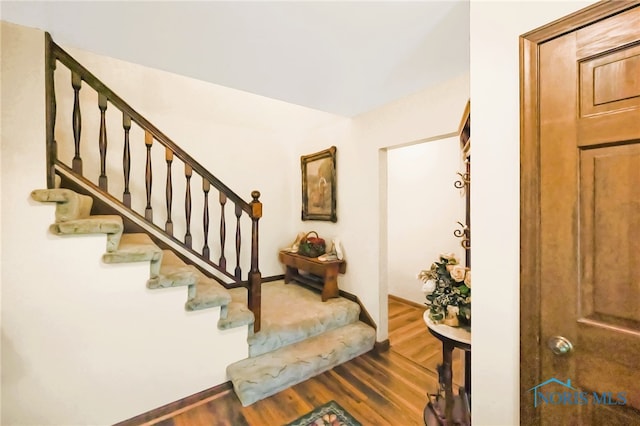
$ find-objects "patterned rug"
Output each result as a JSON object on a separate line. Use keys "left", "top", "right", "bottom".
{"left": 284, "top": 400, "right": 361, "bottom": 426}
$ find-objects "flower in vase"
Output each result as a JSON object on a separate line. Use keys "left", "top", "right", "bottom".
{"left": 418, "top": 253, "right": 471, "bottom": 326}
{"left": 422, "top": 279, "right": 436, "bottom": 295}
{"left": 450, "top": 264, "right": 466, "bottom": 282}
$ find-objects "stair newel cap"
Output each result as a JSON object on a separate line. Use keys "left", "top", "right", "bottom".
{"left": 250, "top": 191, "right": 262, "bottom": 219}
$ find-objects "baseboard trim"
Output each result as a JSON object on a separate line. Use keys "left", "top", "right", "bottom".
{"left": 337, "top": 289, "right": 377, "bottom": 330}
{"left": 388, "top": 294, "right": 426, "bottom": 310}
{"left": 262, "top": 274, "right": 285, "bottom": 283}
{"left": 114, "top": 381, "right": 233, "bottom": 426}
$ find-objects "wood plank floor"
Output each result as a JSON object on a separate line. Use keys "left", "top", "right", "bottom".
{"left": 388, "top": 297, "right": 464, "bottom": 386}
{"left": 132, "top": 297, "right": 462, "bottom": 426}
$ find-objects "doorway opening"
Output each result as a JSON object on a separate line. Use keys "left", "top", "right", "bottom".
{"left": 380, "top": 132, "right": 465, "bottom": 383}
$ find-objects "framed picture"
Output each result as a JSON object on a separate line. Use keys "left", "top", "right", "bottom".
{"left": 301, "top": 146, "right": 337, "bottom": 222}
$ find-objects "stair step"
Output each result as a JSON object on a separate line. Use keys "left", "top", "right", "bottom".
{"left": 102, "top": 233, "right": 162, "bottom": 263}
{"left": 31, "top": 188, "right": 93, "bottom": 222}
{"left": 219, "top": 301, "right": 254, "bottom": 329}
{"left": 247, "top": 281, "right": 361, "bottom": 357}
{"left": 51, "top": 215, "right": 123, "bottom": 235}
{"left": 103, "top": 233, "right": 163, "bottom": 279}
{"left": 227, "top": 321, "right": 376, "bottom": 406}
{"left": 50, "top": 215, "right": 124, "bottom": 252}
{"left": 185, "top": 271, "right": 232, "bottom": 311}
{"left": 147, "top": 250, "right": 198, "bottom": 289}
{"left": 218, "top": 287, "right": 254, "bottom": 330}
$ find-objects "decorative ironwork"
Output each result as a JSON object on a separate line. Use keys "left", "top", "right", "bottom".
{"left": 454, "top": 159, "right": 471, "bottom": 193}
{"left": 454, "top": 172, "right": 470, "bottom": 189}
{"left": 454, "top": 221, "right": 470, "bottom": 250}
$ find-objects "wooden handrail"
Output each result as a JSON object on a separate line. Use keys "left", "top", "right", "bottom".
{"left": 45, "top": 33, "right": 262, "bottom": 332}
{"left": 55, "top": 162, "right": 242, "bottom": 286}
{"left": 48, "top": 40, "right": 252, "bottom": 215}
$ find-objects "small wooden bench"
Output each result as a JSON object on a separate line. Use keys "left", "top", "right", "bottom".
{"left": 278, "top": 250, "right": 346, "bottom": 301}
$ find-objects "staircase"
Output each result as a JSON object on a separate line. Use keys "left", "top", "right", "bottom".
{"left": 31, "top": 184, "right": 376, "bottom": 407}
{"left": 226, "top": 281, "right": 375, "bottom": 406}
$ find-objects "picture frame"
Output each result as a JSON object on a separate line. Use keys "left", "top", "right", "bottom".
{"left": 301, "top": 146, "right": 337, "bottom": 222}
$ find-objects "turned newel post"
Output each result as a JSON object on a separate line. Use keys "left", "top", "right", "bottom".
{"left": 122, "top": 113, "right": 132, "bottom": 207}
{"left": 165, "top": 148, "right": 174, "bottom": 235}
{"left": 234, "top": 204, "right": 242, "bottom": 279}
{"left": 184, "top": 164, "right": 193, "bottom": 248}
{"left": 219, "top": 192, "right": 227, "bottom": 270}
{"left": 98, "top": 93, "right": 109, "bottom": 190}
{"left": 248, "top": 190, "right": 263, "bottom": 333}
{"left": 144, "top": 131, "right": 153, "bottom": 221}
{"left": 202, "top": 178, "right": 210, "bottom": 259}
{"left": 71, "top": 72, "right": 83, "bottom": 174}
{"left": 45, "top": 33, "right": 57, "bottom": 189}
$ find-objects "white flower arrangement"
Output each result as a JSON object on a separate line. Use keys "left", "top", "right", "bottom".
{"left": 418, "top": 253, "right": 471, "bottom": 326}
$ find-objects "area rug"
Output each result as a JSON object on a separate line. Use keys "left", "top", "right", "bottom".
{"left": 284, "top": 400, "right": 361, "bottom": 426}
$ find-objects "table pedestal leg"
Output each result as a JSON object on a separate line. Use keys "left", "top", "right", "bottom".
{"left": 442, "top": 341, "right": 454, "bottom": 423}
{"left": 465, "top": 350, "right": 471, "bottom": 405}
{"left": 322, "top": 265, "right": 339, "bottom": 301}
{"left": 284, "top": 265, "right": 296, "bottom": 283}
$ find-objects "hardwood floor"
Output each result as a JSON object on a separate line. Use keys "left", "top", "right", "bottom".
{"left": 388, "top": 296, "right": 464, "bottom": 386}
{"left": 129, "top": 297, "right": 459, "bottom": 426}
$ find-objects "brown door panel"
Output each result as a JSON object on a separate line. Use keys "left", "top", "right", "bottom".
{"left": 521, "top": 2, "right": 640, "bottom": 425}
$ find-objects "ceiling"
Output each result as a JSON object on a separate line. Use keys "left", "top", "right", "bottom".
{"left": 1, "top": 1, "right": 469, "bottom": 117}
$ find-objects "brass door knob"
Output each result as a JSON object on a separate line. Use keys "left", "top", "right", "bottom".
{"left": 547, "top": 336, "right": 573, "bottom": 355}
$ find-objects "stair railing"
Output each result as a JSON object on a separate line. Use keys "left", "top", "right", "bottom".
{"left": 44, "top": 33, "right": 263, "bottom": 332}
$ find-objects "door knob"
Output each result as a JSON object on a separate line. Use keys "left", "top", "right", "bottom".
{"left": 548, "top": 336, "right": 573, "bottom": 355}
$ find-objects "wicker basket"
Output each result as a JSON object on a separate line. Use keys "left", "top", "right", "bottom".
{"left": 298, "top": 231, "right": 326, "bottom": 258}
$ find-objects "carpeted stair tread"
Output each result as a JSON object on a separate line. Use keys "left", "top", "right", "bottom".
{"left": 147, "top": 250, "right": 198, "bottom": 289}
{"left": 185, "top": 269, "right": 232, "bottom": 311}
{"left": 218, "top": 301, "right": 254, "bottom": 329}
{"left": 218, "top": 287, "right": 254, "bottom": 330}
{"left": 227, "top": 321, "right": 376, "bottom": 406}
{"left": 246, "top": 281, "right": 361, "bottom": 357}
{"left": 49, "top": 215, "right": 124, "bottom": 252}
{"left": 31, "top": 188, "right": 93, "bottom": 222}
{"left": 102, "top": 233, "right": 162, "bottom": 264}
{"left": 51, "top": 215, "right": 123, "bottom": 234}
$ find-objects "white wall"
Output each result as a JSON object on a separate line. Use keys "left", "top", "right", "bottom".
{"left": 387, "top": 137, "right": 466, "bottom": 304}
{"left": 470, "top": 1, "right": 597, "bottom": 424}
{"left": 296, "top": 72, "right": 470, "bottom": 341}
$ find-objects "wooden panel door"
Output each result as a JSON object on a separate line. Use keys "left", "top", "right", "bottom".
{"left": 521, "top": 2, "right": 640, "bottom": 425}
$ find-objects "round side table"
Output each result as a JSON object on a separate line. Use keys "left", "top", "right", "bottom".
{"left": 423, "top": 310, "right": 471, "bottom": 425}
